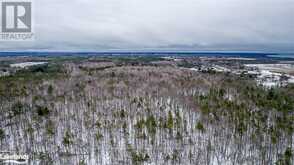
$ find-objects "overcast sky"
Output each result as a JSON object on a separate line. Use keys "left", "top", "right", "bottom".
{"left": 1, "top": 0, "right": 294, "bottom": 52}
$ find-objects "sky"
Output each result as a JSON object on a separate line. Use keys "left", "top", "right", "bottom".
{"left": 0, "top": 0, "right": 294, "bottom": 52}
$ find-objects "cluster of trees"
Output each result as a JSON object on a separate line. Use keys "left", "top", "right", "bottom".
{"left": 0, "top": 58, "right": 293, "bottom": 164}
{"left": 197, "top": 80, "right": 294, "bottom": 164}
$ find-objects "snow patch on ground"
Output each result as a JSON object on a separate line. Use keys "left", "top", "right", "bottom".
{"left": 10, "top": 62, "right": 48, "bottom": 68}
{"left": 245, "top": 64, "right": 294, "bottom": 87}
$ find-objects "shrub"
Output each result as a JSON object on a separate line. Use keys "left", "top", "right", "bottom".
{"left": 0, "top": 129, "right": 5, "bottom": 140}
{"left": 46, "top": 120, "right": 55, "bottom": 136}
{"left": 63, "top": 130, "right": 73, "bottom": 146}
{"left": 167, "top": 111, "right": 174, "bottom": 130}
{"left": 196, "top": 122, "right": 205, "bottom": 133}
{"left": 135, "top": 119, "right": 145, "bottom": 130}
{"left": 47, "top": 85, "right": 53, "bottom": 95}
{"left": 36, "top": 106, "right": 50, "bottom": 116}
{"left": 276, "top": 147, "right": 293, "bottom": 165}
{"left": 146, "top": 115, "right": 157, "bottom": 135}
{"left": 131, "top": 152, "right": 149, "bottom": 164}
{"left": 95, "top": 132, "right": 103, "bottom": 141}
{"left": 10, "top": 102, "right": 29, "bottom": 117}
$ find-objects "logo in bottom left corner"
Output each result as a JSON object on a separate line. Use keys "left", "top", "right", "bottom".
{"left": 0, "top": 151, "right": 29, "bottom": 164}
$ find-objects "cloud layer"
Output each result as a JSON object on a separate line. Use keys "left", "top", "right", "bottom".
{"left": 1, "top": 0, "right": 294, "bottom": 52}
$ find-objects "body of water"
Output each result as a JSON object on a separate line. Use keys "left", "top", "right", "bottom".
{"left": 268, "top": 54, "right": 294, "bottom": 59}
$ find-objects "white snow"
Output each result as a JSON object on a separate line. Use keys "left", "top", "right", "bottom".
{"left": 245, "top": 64, "right": 294, "bottom": 87}
{"left": 10, "top": 62, "right": 48, "bottom": 68}
{"left": 189, "top": 68, "right": 199, "bottom": 71}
